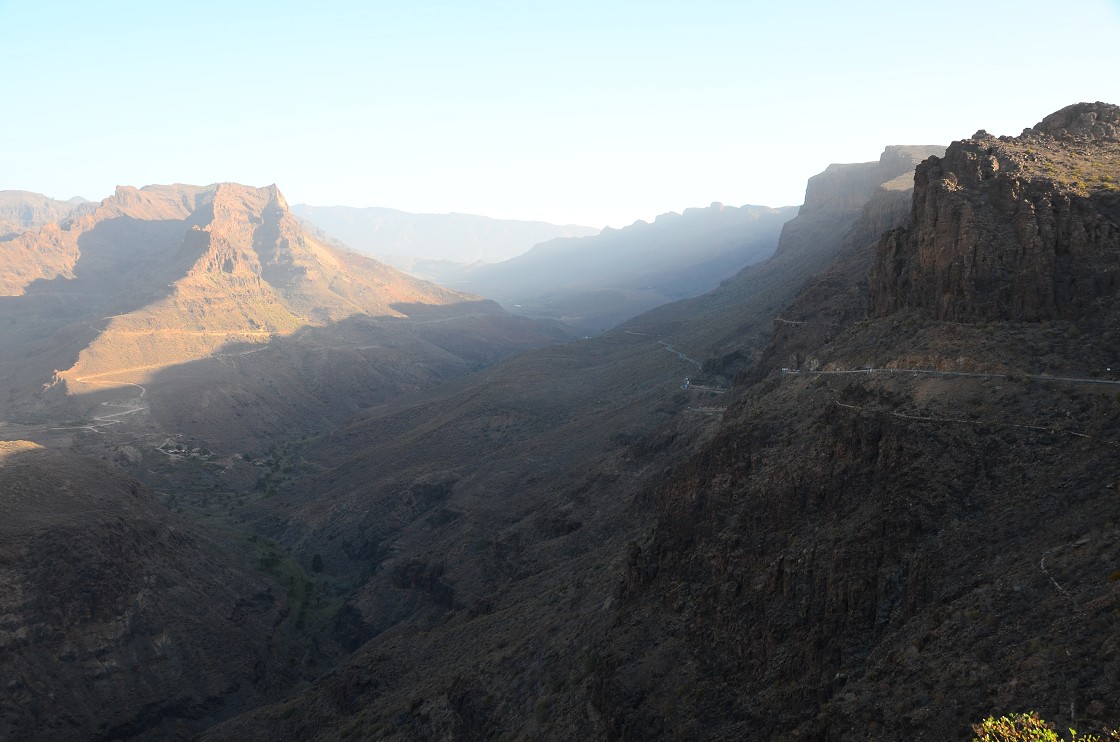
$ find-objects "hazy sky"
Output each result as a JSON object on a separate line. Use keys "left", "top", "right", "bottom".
{"left": 3, "top": 0, "right": 1118, "bottom": 228}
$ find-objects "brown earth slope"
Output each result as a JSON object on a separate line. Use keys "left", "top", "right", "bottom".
{"left": 0, "top": 441, "right": 291, "bottom": 741}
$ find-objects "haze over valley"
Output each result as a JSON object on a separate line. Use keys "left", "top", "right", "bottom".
{"left": 3, "top": 1, "right": 1120, "bottom": 739}
{"left": 4, "top": 102, "right": 1120, "bottom": 740}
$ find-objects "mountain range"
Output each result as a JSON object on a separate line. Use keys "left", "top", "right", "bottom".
{"left": 1, "top": 102, "right": 1118, "bottom": 740}
{"left": 297, "top": 201, "right": 799, "bottom": 336}
{"left": 439, "top": 201, "right": 798, "bottom": 334}
{"left": 0, "top": 190, "right": 87, "bottom": 239}
{"left": 0, "top": 182, "right": 570, "bottom": 449}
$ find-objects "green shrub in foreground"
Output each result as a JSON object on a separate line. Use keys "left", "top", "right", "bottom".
{"left": 972, "top": 712, "right": 1120, "bottom": 742}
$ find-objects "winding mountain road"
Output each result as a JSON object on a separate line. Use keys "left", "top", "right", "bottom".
{"left": 51, "top": 379, "right": 147, "bottom": 434}
{"left": 784, "top": 367, "right": 1120, "bottom": 387}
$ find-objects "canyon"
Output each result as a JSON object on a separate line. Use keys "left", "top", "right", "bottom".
{"left": 1, "top": 103, "right": 1117, "bottom": 740}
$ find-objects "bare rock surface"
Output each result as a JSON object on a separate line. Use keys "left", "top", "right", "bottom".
{"left": 870, "top": 102, "right": 1120, "bottom": 323}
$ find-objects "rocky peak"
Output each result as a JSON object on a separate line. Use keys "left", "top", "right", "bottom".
{"left": 182, "top": 184, "right": 300, "bottom": 283}
{"left": 1026, "top": 101, "right": 1120, "bottom": 140}
{"left": 206, "top": 182, "right": 284, "bottom": 219}
{"left": 869, "top": 103, "right": 1120, "bottom": 323}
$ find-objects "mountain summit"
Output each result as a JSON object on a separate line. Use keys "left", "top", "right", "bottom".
{"left": 0, "top": 182, "right": 465, "bottom": 390}
{"left": 871, "top": 101, "right": 1120, "bottom": 325}
{"left": 0, "top": 183, "right": 566, "bottom": 445}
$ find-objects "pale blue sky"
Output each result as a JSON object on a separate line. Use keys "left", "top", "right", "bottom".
{"left": 2, "top": 0, "right": 1118, "bottom": 227}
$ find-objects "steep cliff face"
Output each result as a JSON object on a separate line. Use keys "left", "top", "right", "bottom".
{"left": 795, "top": 145, "right": 940, "bottom": 222}
{"left": 596, "top": 105, "right": 1120, "bottom": 740}
{"left": 755, "top": 168, "right": 921, "bottom": 375}
{"left": 870, "top": 102, "right": 1120, "bottom": 323}
{"left": 638, "top": 145, "right": 943, "bottom": 369}
{"left": 607, "top": 371, "right": 1120, "bottom": 740}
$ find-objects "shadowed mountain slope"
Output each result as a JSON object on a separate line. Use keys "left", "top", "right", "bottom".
{"left": 0, "top": 442, "right": 291, "bottom": 741}
{"left": 599, "top": 102, "right": 1120, "bottom": 740}
{"left": 204, "top": 106, "right": 1119, "bottom": 740}
{"left": 197, "top": 151, "right": 948, "bottom": 738}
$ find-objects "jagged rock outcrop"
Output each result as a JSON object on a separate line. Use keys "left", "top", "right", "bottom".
{"left": 870, "top": 102, "right": 1120, "bottom": 323}
{"left": 1030, "top": 101, "right": 1120, "bottom": 139}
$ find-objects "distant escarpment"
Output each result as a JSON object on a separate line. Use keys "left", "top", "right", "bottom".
{"left": 871, "top": 102, "right": 1120, "bottom": 323}
{"left": 459, "top": 201, "right": 797, "bottom": 335}
{"left": 755, "top": 150, "right": 941, "bottom": 374}
{"left": 641, "top": 144, "right": 942, "bottom": 370}
{"left": 0, "top": 190, "right": 85, "bottom": 239}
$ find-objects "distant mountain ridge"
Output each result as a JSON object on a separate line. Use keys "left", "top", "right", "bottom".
{"left": 638, "top": 144, "right": 945, "bottom": 371}
{"left": 0, "top": 190, "right": 87, "bottom": 238}
{"left": 291, "top": 203, "right": 599, "bottom": 271}
{"left": 0, "top": 182, "right": 467, "bottom": 390}
{"left": 452, "top": 201, "right": 799, "bottom": 333}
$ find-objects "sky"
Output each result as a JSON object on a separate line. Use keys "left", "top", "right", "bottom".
{"left": 2, "top": 0, "right": 1118, "bottom": 229}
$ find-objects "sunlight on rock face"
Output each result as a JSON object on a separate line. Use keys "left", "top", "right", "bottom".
{"left": 0, "top": 440, "right": 40, "bottom": 465}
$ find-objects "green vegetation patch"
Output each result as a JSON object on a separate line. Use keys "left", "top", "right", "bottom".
{"left": 972, "top": 712, "right": 1120, "bottom": 741}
